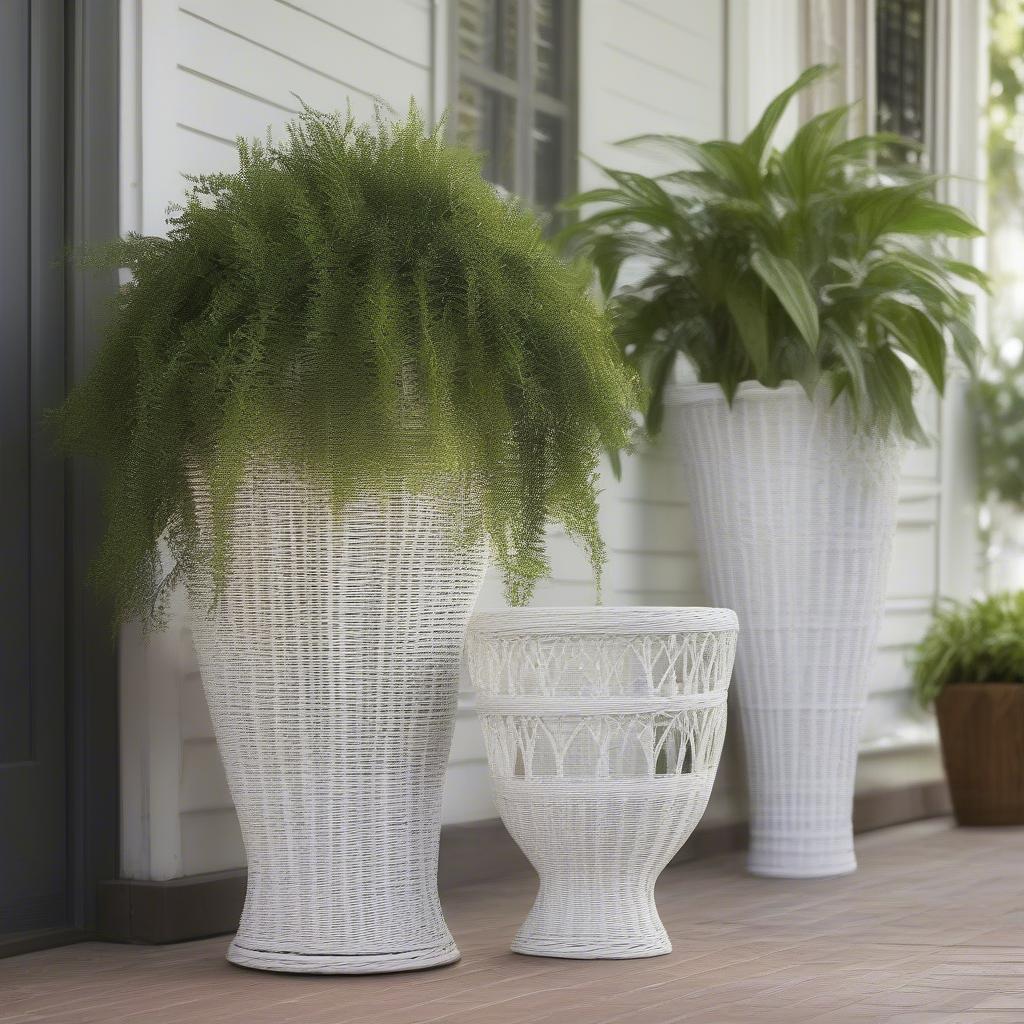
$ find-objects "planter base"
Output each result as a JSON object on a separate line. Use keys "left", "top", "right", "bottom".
{"left": 510, "top": 878, "right": 675, "bottom": 961}
{"left": 512, "top": 933, "right": 671, "bottom": 960}
{"left": 747, "top": 858, "right": 857, "bottom": 880}
{"left": 748, "top": 825, "right": 858, "bottom": 879}
{"left": 227, "top": 939, "right": 461, "bottom": 975}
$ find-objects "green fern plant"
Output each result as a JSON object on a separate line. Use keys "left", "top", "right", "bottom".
{"left": 55, "top": 106, "right": 640, "bottom": 625}
{"left": 913, "top": 592, "right": 1024, "bottom": 705}
{"left": 559, "top": 65, "right": 986, "bottom": 438}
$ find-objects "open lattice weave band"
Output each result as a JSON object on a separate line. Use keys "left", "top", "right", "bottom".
{"left": 468, "top": 607, "right": 737, "bottom": 959}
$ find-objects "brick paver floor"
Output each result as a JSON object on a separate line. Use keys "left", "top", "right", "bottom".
{"left": 2, "top": 819, "right": 1023, "bottom": 1023}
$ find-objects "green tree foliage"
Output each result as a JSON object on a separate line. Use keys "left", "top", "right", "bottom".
{"left": 989, "top": 0, "right": 1024, "bottom": 218}
{"left": 913, "top": 592, "right": 1024, "bottom": 704}
{"left": 54, "top": 107, "right": 640, "bottom": 625}
{"left": 559, "top": 65, "right": 985, "bottom": 439}
{"left": 978, "top": 1, "right": 1024, "bottom": 509}
{"left": 976, "top": 343, "right": 1024, "bottom": 506}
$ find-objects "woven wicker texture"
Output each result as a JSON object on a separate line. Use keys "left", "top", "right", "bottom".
{"left": 468, "top": 608, "right": 737, "bottom": 958}
{"left": 186, "top": 465, "right": 488, "bottom": 973}
{"left": 668, "top": 382, "right": 902, "bottom": 878}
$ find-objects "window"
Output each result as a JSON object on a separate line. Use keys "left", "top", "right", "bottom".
{"left": 451, "top": 0, "right": 577, "bottom": 213}
{"left": 875, "top": 0, "right": 930, "bottom": 163}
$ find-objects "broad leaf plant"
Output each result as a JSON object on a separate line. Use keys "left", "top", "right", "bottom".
{"left": 560, "top": 65, "right": 987, "bottom": 440}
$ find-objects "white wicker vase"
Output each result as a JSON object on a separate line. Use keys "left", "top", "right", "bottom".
{"left": 467, "top": 607, "right": 737, "bottom": 959}
{"left": 186, "top": 465, "right": 487, "bottom": 974}
{"left": 667, "top": 381, "right": 902, "bottom": 878}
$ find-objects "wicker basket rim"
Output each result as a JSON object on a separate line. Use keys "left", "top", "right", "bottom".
{"left": 664, "top": 379, "right": 806, "bottom": 407}
{"left": 469, "top": 606, "right": 738, "bottom": 636}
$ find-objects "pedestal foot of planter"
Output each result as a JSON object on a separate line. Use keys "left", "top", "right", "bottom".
{"left": 509, "top": 883, "right": 673, "bottom": 960}
{"left": 747, "top": 835, "right": 857, "bottom": 879}
{"left": 747, "top": 858, "right": 857, "bottom": 879}
{"left": 512, "top": 932, "right": 671, "bottom": 960}
{"left": 226, "top": 938, "right": 461, "bottom": 974}
{"left": 468, "top": 609, "right": 737, "bottom": 963}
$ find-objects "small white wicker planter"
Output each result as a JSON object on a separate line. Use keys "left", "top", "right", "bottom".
{"left": 186, "top": 465, "right": 487, "bottom": 973}
{"left": 667, "top": 381, "right": 902, "bottom": 878}
{"left": 467, "top": 607, "right": 737, "bottom": 959}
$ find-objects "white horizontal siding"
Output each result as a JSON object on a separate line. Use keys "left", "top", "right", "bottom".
{"left": 164, "top": 0, "right": 433, "bottom": 858}
{"left": 119, "top": 0, "right": 438, "bottom": 875}
{"left": 137, "top": 0, "right": 433, "bottom": 225}
{"left": 119, "top": 0, "right": 965, "bottom": 877}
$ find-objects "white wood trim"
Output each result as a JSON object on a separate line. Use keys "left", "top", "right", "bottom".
{"left": 138, "top": 0, "right": 179, "bottom": 234}
{"left": 725, "top": 0, "right": 802, "bottom": 141}
{"left": 118, "top": 0, "right": 142, "bottom": 237}
{"left": 117, "top": 0, "right": 185, "bottom": 883}
{"left": 430, "top": 0, "right": 447, "bottom": 127}
{"left": 938, "top": 0, "right": 987, "bottom": 602}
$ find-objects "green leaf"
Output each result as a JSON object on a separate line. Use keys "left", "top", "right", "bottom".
{"left": 725, "top": 279, "right": 769, "bottom": 378}
{"left": 885, "top": 197, "right": 983, "bottom": 238}
{"left": 742, "top": 64, "right": 834, "bottom": 164}
{"left": 878, "top": 303, "right": 947, "bottom": 394}
{"left": 824, "top": 323, "right": 868, "bottom": 417}
{"left": 617, "top": 135, "right": 761, "bottom": 196}
{"left": 589, "top": 233, "right": 628, "bottom": 296}
{"left": 558, "top": 187, "right": 633, "bottom": 210}
{"left": 789, "top": 345, "right": 821, "bottom": 399}
{"left": 829, "top": 131, "right": 924, "bottom": 164}
{"left": 862, "top": 251, "right": 965, "bottom": 308}
{"left": 844, "top": 178, "right": 935, "bottom": 234}
{"left": 750, "top": 250, "right": 819, "bottom": 351}
{"left": 700, "top": 141, "right": 763, "bottom": 196}
{"left": 950, "top": 318, "right": 981, "bottom": 376}
{"left": 644, "top": 346, "right": 678, "bottom": 436}
{"left": 598, "top": 166, "right": 677, "bottom": 208}
{"left": 777, "top": 104, "right": 852, "bottom": 200}
{"left": 943, "top": 259, "right": 991, "bottom": 292}
{"left": 865, "top": 346, "right": 926, "bottom": 441}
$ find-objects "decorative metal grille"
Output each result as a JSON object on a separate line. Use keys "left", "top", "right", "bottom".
{"left": 875, "top": 0, "right": 929, "bottom": 164}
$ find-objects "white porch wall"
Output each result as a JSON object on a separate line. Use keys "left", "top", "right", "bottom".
{"left": 117, "top": 0, "right": 437, "bottom": 880}
{"left": 118, "top": 0, "right": 979, "bottom": 881}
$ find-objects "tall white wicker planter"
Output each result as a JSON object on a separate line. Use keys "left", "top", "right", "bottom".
{"left": 467, "top": 607, "right": 737, "bottom": 958}
{"left": 667, "top": 381, "right": 902, "bottom": 878}
{"left": 186, "top": 465, "right": 487, "bottom": 973}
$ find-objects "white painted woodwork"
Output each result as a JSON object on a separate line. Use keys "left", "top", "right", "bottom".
{"left": 117, "top": 0, "right": 981, "bottom": 878}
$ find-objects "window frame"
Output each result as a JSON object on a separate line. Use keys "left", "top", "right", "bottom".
{"left": 800, "top": 0, "right": 947, "bottom": 172}
{"left": 447, "top": 0, "right": 579, "bottom": 208}
{"left": 873, "top": 0, "right": 939, "bottom": 166}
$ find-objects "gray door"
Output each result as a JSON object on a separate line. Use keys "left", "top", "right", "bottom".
{"left": 0, "top": 0, "right": 70, "bottom": 939}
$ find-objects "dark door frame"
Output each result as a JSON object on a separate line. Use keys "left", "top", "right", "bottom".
{"left": 0, "top": 0, "right": 120, "bottom": 958}
{"left": 64, "top": 0, "right": 120, "bottom": 942}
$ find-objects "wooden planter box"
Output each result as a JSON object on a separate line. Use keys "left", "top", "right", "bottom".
{"left": 936, "top": 683, "right": 1024, "bottom": 826}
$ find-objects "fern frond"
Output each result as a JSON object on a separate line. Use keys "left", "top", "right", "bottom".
{"left": 55, "top": 106, "right": 640, "bottom": 625}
